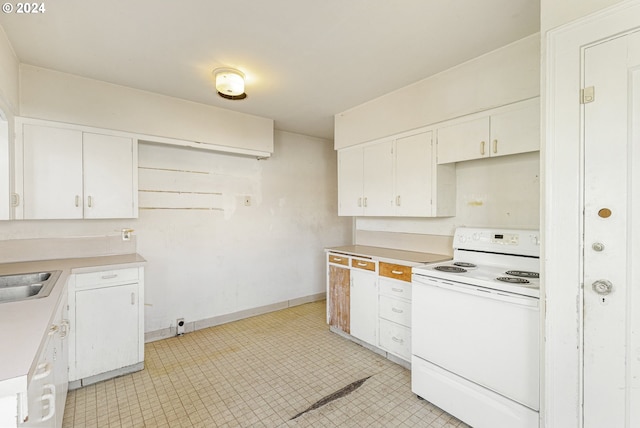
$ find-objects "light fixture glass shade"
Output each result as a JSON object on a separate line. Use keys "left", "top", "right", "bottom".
{"left": 214, "top": 68, "right": 245, "bottom": 97}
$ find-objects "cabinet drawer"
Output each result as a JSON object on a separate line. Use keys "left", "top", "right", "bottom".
{"left": 379, "top": 295, "right": 411, "bottom": 327}
{"left": 328, "top": 254, "right": 349, "bottom": 266}
{"left": 379, "top": 278, "right": 412, "bottom": 300}
{"left": 351, "top": 258, "right": 376, "bottom": 272}
{"left": 379, "top": 319, "right": 411, "bottom": 361}
{"left": 379, "top": 262, "right": 412, "bottom": 282}
{"left": 75, "top": 267, "right": 139, "bottom": 289}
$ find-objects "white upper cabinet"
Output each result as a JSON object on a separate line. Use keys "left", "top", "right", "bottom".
{"left": 437, "top": 97, "right": 540, "bottom": 164}
{"left": 23, "top": 124, "right": 84, "bottom": 219}
{"left": 16, "top": 120, "right": 138, "bottom": 219}
{"left": 338, "top": 130, "right": 455, "bottom": 217}
{"left": 83, "top": 133, "right": 136, "bottom": 219}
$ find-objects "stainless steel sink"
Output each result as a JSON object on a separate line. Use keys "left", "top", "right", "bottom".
{"left": 0, "top": 270, "right": 62, "bottom": 303}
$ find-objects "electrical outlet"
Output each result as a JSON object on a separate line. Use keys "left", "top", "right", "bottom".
{"left": 121, "top": 229, "right": 133, "bottom": 241}
{"left": 244, "top": 196, "right": 251, "bottom": 206}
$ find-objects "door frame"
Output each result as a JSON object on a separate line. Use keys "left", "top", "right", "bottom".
{"left": 544, "top": 1, "right": 640, "bottom": 427}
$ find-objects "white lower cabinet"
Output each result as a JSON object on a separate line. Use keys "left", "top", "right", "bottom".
{"left": 378, "top": 262, "right": 413, "bottom": 362}
{"left": 20, "top": 286, "right": 69, "bottom": 428}
{"left": 349, "top": 260, "right": 378, "bottom": 345}
{"left": 68, "top": 267, "right": 144, "bottom": 385}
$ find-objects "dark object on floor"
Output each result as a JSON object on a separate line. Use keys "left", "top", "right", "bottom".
{"left": 290, "top": 376, "right": 372, "bottom": 420}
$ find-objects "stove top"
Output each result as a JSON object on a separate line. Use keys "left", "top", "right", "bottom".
{"left": 413, "top": 260, "right": 540, "bottom": 297}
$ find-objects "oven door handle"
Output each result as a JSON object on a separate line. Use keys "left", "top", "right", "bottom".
{"left": 413, "top": 277, "right": 539, "bottom": 308}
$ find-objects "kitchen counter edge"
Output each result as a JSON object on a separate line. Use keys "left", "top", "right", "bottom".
{"left": 325, "top": 245, "right": 451, "bottom": 266}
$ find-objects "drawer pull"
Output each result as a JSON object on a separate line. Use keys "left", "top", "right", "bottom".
{"left": 391, "top": 270, "right": 404, "bottom": 275}
{"left": 391, "top": 287, "right": 404, "bottom": 293}
{"left": 392, "top": 337, "right": 404, "bottom": 344}
{"left": 101, "top": 274, "right": 118, "bottom": 280}
{"left": 34, "top": 362, "right": 52, "bottom": 380}
{"left": 357, "top": 262, "right": 368, "bottom": 267}
{"left": 392, "top": 308, "right": 403, "bottom": 314}
{"left": 40, "top": 384, "right": 56, "bottom": 422}
{"left": 332, "top": 257, "right": 342, "bottom": 262}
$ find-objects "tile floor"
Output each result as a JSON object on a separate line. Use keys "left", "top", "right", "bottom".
{"left": 63, "top": 301, "right": 468, "bottom": 427}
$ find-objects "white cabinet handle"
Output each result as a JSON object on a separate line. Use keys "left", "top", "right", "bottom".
{"left": 395, "top": 195, "right": 401, "bottom": 206}
{"left": 60, "top": 320, "right": 70, "bottom": 339}
{"left": 131, "top": 292, "right": 136, "bottom": 305}
{"left": 392, "top": 307, "right": 403, "bottom": 314}
{"left": 357, "top": 262, "right": 368, "bottom": 267}
{"left": 480, "top": 141, "right": 486, "bottom": 155}
{"left": 493, "top": 139, "right": 498, "bottom": 154}
{"left": 391, "top": 287, "right": 404, "bottom": 293}
{"left": 358, "top": 197, "right": 362, "bottom": 207}
{"left": 391, "top": 270, "right": 404, "bottom": 275}
{"left": 363, "top": 197, "right": 368, "bottom": 207}
{"left": 34, "top": 362, "right": 52, "bottom": 380}
{"left": 11, "top": 193, "right": 20, "bottom": 207}
{"left": 332, "top": 257, "right": 342, "bottom": 262}
{"left": 88, "top": 195, "right": 93, "bottom": 208}
{"left": 75, "top": 195, "right": 80, "bottom": 207}
{"left": 40, "top": 384, "right": 56, "bottom": 422}
{"left": 392, "top": 337, "right": 404, "bottom": 344}
{"left": 101, "top": 274, "right": 118, "bottom": 279}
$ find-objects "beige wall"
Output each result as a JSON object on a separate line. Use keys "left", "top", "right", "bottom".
{"left": 20, "top": 65, "right": 274, "bottom": 154}
{"left": 0, "top": 130, "right": 351, "bottom": 333}
{"left": 335, "top": 34, "right": 540, "bottom": 149}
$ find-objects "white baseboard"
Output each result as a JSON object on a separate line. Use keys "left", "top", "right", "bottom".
{"left": 144, "top": 292, "right": 326, "bottom": 343}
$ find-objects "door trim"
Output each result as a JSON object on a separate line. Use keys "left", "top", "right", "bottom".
{"left": 545, "top": 1, "right": 640, "bottom": 427}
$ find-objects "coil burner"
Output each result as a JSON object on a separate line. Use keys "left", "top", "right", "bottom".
{"left": 434, "top": 266, "right": 467, "bottom": 273}
{"left": 453, "top": 262, "right": 477, "bottom": 268}
{"left": 496, "top": 277, "right": 530, "bottom": 284}
{"left": 505, "top": 270, "right": 539, "bottom": 278}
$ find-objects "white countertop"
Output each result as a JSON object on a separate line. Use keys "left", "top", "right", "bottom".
{"left": 326, "top": 245, "right": 451, "bottom": 266}
{"left": 0, "top": 254, "right": 146, "bottom": 396}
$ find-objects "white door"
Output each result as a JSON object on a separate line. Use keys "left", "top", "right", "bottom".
{"left": 583, "top": 30, "right": 640, "bottom": 427}
{"left": 337, "top": 147, "right": 363, "bottom": 216}
{"left": 83, "top": 133, "right": 134, "bottom": 218}
{"left": 75, "top": 284, "right": 139, "bottom": 379}
{"left": 22, "top": 124, "right": 83, "bottom": 219}
{"left": 350, "top": 268, "right": 377, "bottom": 345}
{"left": 362, "top": 141, "right": 393, "bottom": 216}
{"left": 395, "top": 131, "right": 432, "bottom": 216}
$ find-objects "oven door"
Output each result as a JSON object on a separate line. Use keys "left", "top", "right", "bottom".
{"left": 412, "top": 274, "right": 539, "bottom": 410}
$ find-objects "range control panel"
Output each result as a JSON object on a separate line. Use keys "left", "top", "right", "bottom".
{"left": 454, "top": 228, "right": 540, "bottom": 257}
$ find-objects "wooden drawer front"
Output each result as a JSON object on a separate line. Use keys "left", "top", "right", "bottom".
{"left": 351, "top": 258, "right": 376, "bottom": 272}
{"left": 379, "top": 262, "right": 412, "bottom": 282}
{"left": 379, "top": 295, "right": 411, "bottom": 327}
{"left": 75, "top": 267, "right": 139, "bottom": 289}
{"left": 379, "top": 278, "right": 412, "bottom": 300}
{"left": 328, "top": 254, "right": 349, "bottom": 266}
{"left": 379, "top": 319, "right": 411, "bottom": 361}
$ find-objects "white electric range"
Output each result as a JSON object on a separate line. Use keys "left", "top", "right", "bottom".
{"left": 411, "top": 227, "right": 541, "bottom": 428}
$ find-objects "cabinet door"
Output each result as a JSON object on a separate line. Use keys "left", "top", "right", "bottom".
{"left": 489, "top": 98, "right": 540, "bottom": 157}
{"left": 362, "top": 141, "right": 394, "bottom": 216}
{"left": 350, "top": 269, "right": 378, "bottom": 345}
{"left": 22, "top": 124, "right": 83, "bottom": 219}
{"left": 395, "top": 131, "right": 433, "bottom": 216}
{"left": 337, "top": 147, "right": 363, "bottom": 216}
{"left": 83, "top": 133, "right": 135, "bottom": 219}
{"left": 436, "top": 117, "right": 490, "bottom": 164}
{"left": 74, "top": 283, "right": 139, "bottom": 379}
{"left": 328, "top": 265, "right": 350, "bottom": 333}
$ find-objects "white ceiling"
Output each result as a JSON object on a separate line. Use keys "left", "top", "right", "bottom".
{"left": 0, "top": 0, "right": 539, "bottom": 140}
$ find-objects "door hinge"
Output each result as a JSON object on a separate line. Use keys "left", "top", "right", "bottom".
{"left": 581, "top": 86, "right": 595, "bottom": 104}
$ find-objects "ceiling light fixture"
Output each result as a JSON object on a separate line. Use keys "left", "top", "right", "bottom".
{"left": 213, "top": 67, "right": 247, "bottom": 100}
